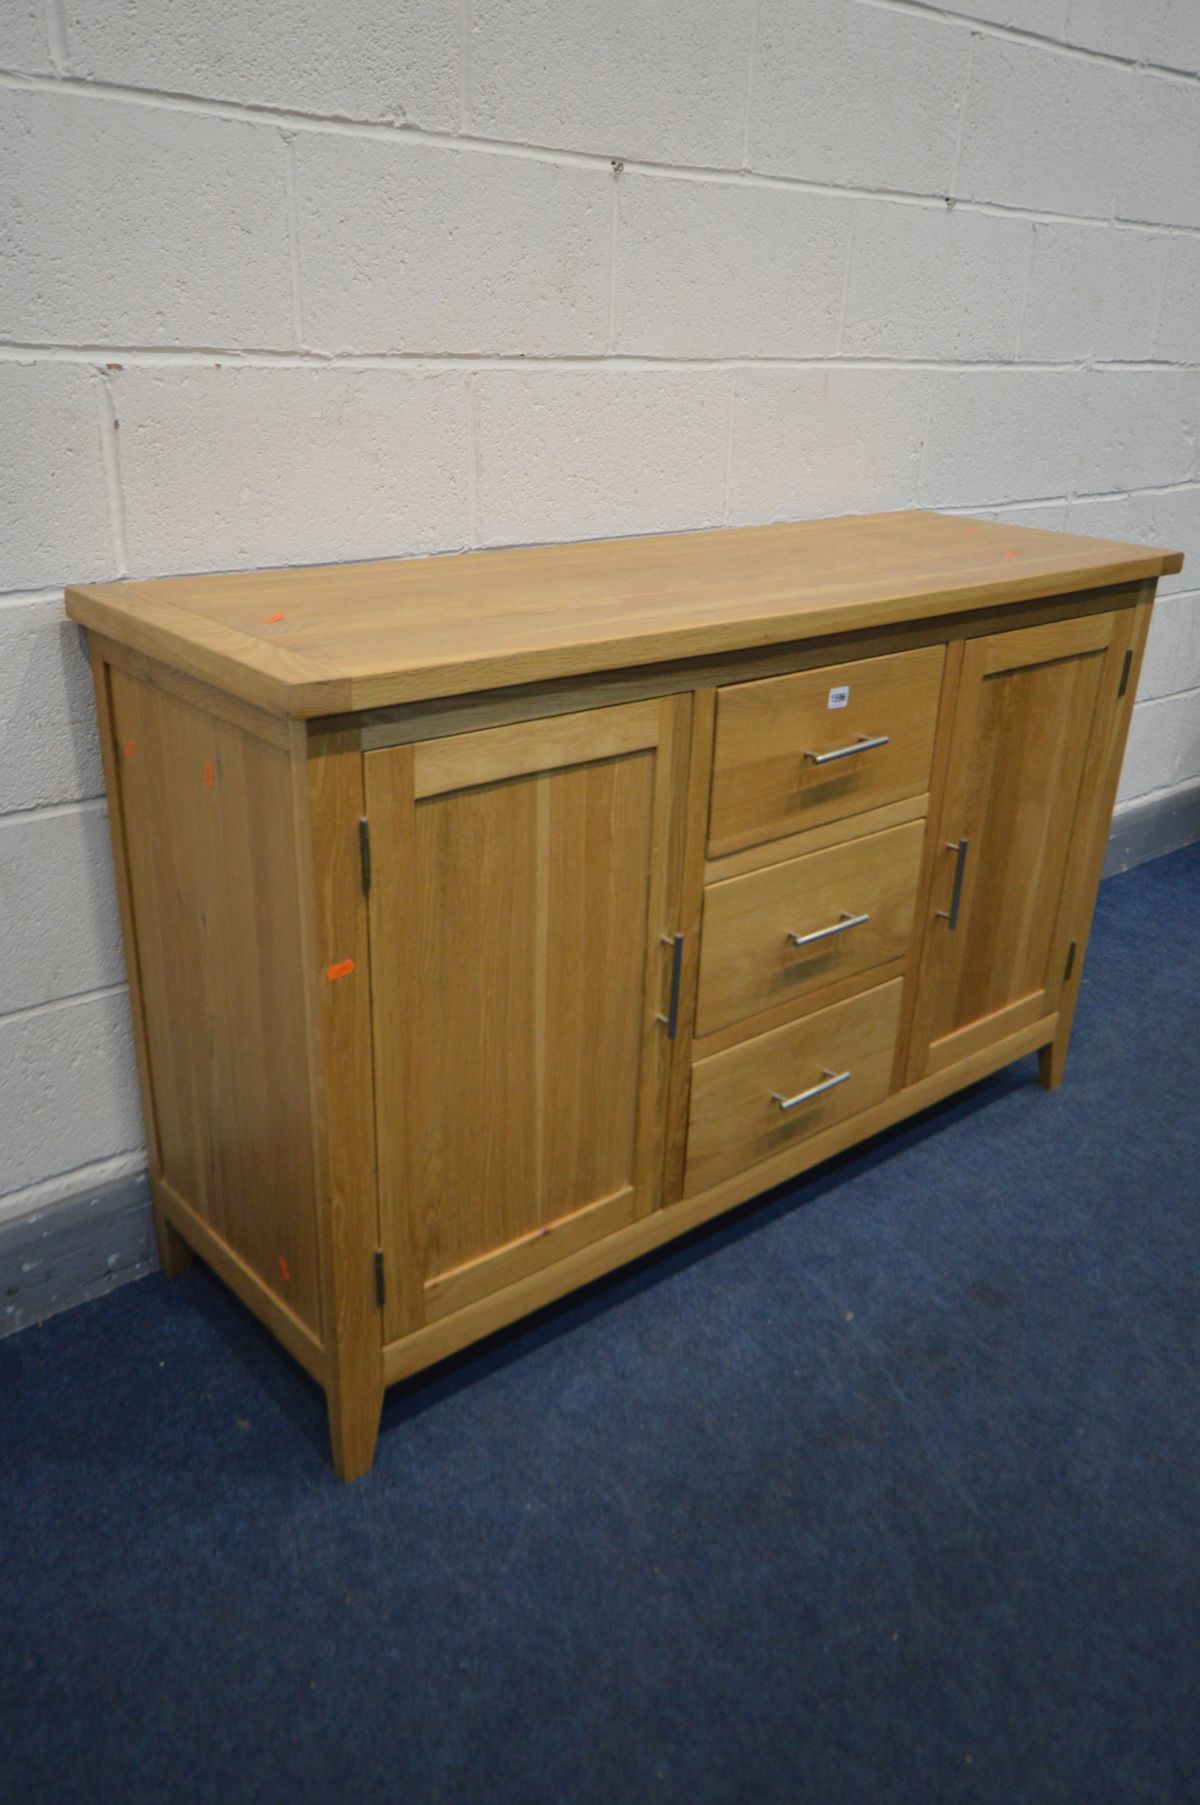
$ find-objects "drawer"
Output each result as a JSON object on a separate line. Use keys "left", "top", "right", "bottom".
{"left": 708, "top": 645, "right": 945, "bottom": 856}
{"left": 695, "top": 819, "right": 924, "bottom": 1038}
{"left": 684, "top": 979, "right": 903, "bottom": 1196}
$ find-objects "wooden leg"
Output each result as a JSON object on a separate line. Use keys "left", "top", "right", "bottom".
{"left": 1041, "top": 968, "right": 1082, "bottom": 1092}
{"left": 153, "top": 1197, "right": 194, "bottom": 1277}
{"left": 1038, "top": 1036, "right": 1067, "bottom": 1091}
{"left": 327, "top": 1375, "right": 384, "bottom": 1483}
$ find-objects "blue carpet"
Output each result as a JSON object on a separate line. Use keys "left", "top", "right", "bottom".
{"left": 3, "top": 844, "right": 1198, "bottom": 1805}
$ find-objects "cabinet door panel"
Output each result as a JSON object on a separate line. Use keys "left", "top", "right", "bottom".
{"left": 367, "top": 698, "right": 690, "bottom": 1337}
{"left": 907, "top": 610, "right": 1130, "bottom": 1080}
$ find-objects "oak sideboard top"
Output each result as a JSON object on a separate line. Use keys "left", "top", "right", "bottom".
{"left": 65, "top": 509, "right": 1184, "bottom": 719}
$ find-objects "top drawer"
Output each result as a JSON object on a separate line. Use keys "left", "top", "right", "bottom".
{"left": 707, "top": 645, "right": 945, "bottom": 857}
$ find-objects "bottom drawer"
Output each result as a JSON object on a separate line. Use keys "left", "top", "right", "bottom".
{"left": 684, "top": 978, "right": 904, "bottom": 1196}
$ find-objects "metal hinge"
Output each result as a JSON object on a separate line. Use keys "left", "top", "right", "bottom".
{"left": 374, "top": 1248, "right": 385, "bottom": 1308}
{"left": 1064, "top": 940, "right": 1078, "bottom": 983}
{"left": 1117, "top": 650, "right": 1134, "bottom": 698}
{"left": 359, "top": 816, "right": 372, "bottom": 895}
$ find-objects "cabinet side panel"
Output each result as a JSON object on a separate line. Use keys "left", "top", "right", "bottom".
{"left": 1040, "top": 585, "right": 1156, "bottom": 1087}
{"left": 107, "top": 665, "right": 323, "bottom": 1337}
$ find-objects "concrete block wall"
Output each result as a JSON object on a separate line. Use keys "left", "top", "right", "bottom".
{"left": 2, "top": 0, "right": 1199, "bottom": 1236}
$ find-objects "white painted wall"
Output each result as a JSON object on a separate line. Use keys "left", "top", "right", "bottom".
{"left": 2, "top": 0, "right": 1198, "bottom": 1221}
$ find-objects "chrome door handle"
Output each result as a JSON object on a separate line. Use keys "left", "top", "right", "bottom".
{"left": 787, "top": 910, "right": 870, "bottom": 950}
{"left": 772, "top": 1068, "right": 851, "bottom": 1112}
{"left": 935, "top": 838, "right": 969, "bottom": 930}
{"left": 656, "top": 932, "right": 684, "bottom": 1040}
{"left": 803, "top": 733, "right": 889, "bottom": 766}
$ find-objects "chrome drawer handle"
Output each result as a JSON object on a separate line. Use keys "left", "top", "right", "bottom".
{"left": 772, "top": 1068, "right": 851, "bottom": 1112}
{"left": 935, "top": 838, "right": 969, "bottom": 930}
{"left": 803, "top": 732, "right": 889, "bottom": 766}
{"left": 787, "top": 910, "right": 870, "bottom": 950}
{"left": 655, "top": 932, "right": 684, "bottom": 1040}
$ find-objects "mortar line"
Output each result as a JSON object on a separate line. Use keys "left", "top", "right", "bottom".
{"left": 1125, "top": 680, "right": 1200, "bottom": 710}
{"left": 739, "top": 0, "right": 761, "bottom": 171}
{"left": 1068, "top": 332, "right": 1098, "bottom": 501}
{"left": 43, "top": 0, "right": 68, "bottom": 72}
{"left": 942, "top": 495, "right": 1070, "bottom": 516}
{"left": 835, "top": 212, "right": 857, "bottom": 353}
{"left": 0, "top": 586, "right": 71, "bottom": 608}
{"left": 9, "top": 341, "right": 1200, "bottom": 375}
{"left": 281, "top": 132, "right": 306, "bottom": 347}
{"left": 1014, "top": 220, "right": 1039, "bottom": 363}
{"left": 1099, "top": 357, "right": 1196, "bottom": 371}
{"left": 721, "top": 369, "right": 737, "bottom": 525}
{"left": 948, "top": 27, "right": 974, "bottom": 196}
{"left": 1127, "top": 672, "right": 1200, "bottom": 707}
{"left": 0, "top": 982, "right": 129, "bottom": 1029}
{"left": 2, "top": 65, "right": 1198, "bottom": 241}
{"left": 914, "top": 379, "right": 938, "bottom": 505}
{"left": 606, "top": 170, "right": 621, "bottom": 353}
{"left": 1147, "top": 236, "right": 1175, "bottom": 358}
{"left": 0, "top": 798, "right": 107, "bottom": 827}
{"left": 95, "top": 369, "right": 129, "bottom": 576}
{"left": 857, "top": 0, "right": 1200, "bottom": 86}
{"left": 465, "top": 373, "right": 480, "bottom": 546}
{"left": 460, "top": 0, "right": 473, "bottom": 133}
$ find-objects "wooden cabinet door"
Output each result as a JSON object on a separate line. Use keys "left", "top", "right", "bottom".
{"left": 366, "top": 697, "right": 691, "bottom": 1339}
{"left": 906, "top": 610, "right": 1133, "bottom": 1081}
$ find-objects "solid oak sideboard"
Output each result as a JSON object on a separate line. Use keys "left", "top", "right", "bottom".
{"left": 66, "top": 510, "right": 1183, "bottom": 1479}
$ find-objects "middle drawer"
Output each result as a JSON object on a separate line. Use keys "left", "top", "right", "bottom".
{"left": 695, "top": 818, "right": 925, "bottom": 1039}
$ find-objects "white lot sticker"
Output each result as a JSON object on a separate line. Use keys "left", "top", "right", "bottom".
{"left": 827, "top": 685, "right": 850, "bottom": 709}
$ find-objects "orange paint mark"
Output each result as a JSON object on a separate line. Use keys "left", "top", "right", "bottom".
{"left": 203, "top": 758, "right": 215, "bottom": 787}
{"left": 278, "top": 1254, "right": 291, "bottom": 1283}
{"left": 124, "top": 738, "right": 136, "bottom": 759}
{"left": 1003, "top": 549, "right": 1018, "bottom": 558}
{"left": 326, "top": 958, "right": 355, "bottom": 981}
{"left": 263, "top": 611, "right": 285, "bottom": 623}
